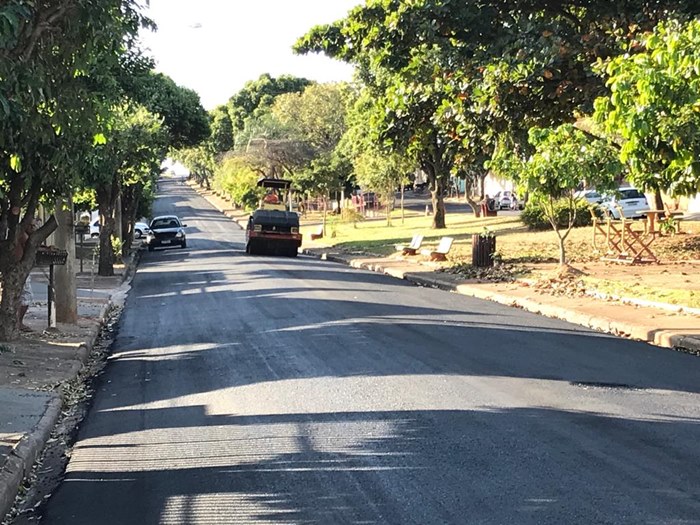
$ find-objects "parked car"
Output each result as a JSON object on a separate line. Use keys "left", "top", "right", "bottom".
{"left": 575, "top": 189, "right": 604, "bottom": 205}
{"left": 600, "top": 188, "right": 650, "bottom": 219}
{"left": 495, "top": 191, "right": 521, "bottom": 210}
{"left": 88, "top": 218, "right": 151, "bottom": 239}
{"left": 134, "top": 222, "right": 150, "bottom": 239}
{"left": 146, "top": 215, "right": 187, "bottom": 251}
{"left": 89, "top": 218, "right": 100, "bottom": 238}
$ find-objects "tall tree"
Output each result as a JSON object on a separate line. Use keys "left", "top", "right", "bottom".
{"left": 209, "top": 105, "right": 234, "bottom": 154}
{"left": 227, "top": 73, "right": 312, "bottom": 135}
{"left": 120, "top": 71, "right": 211, "bottom": 149}
{"left": 83, "top": 104, "right": 165, "bottom": 276}
{"left": 0, "top": 0, "right": 148, "bottom": 340}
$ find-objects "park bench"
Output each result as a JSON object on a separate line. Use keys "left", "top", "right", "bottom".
{"left": 420, "top": 236, "right": 454, "bottom": 261}
{"left": 395, "top": 234, "right": 424, "bottom": 256}
{"left": 310, "top": 225, "right": 324, "bottom": 240}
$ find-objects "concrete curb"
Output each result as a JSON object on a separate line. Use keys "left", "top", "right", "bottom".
{"left": 307, "top": 250, "right": 700, "bottom": 354}
{"left": 0, "top": 395, "right": 61, "bottom": 519}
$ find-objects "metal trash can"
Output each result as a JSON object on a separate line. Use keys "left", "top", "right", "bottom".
{"left": 472, "top": 234, "right": 496, "bottom": 267}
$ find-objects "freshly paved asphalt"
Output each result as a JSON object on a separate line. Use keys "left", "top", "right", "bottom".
{"left": 40, "top": 180, "right": 700, "bottom": 524}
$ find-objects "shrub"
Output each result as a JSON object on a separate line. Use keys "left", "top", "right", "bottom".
{"left": 521, "top": 199, "right": 594, "bottom": 231}
{"left": 213, "top": 157, "right": 262, "bottom": 210}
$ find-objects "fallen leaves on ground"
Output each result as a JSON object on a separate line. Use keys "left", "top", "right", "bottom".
{"left": 443, "top": 262, "right": 527, "bottom": 283}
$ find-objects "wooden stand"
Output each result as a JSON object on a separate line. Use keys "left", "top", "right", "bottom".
{"left": 35, "top": 249, "right": 68, "bottom": 328}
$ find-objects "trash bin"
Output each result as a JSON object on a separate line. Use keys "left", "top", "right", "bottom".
{"left": 472, "top": 234, "right": 496, "bottom": 267}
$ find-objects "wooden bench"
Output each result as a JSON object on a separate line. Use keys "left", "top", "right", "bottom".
{"left": 421, "top": 236, "right": 454, "bottom": 261}
{"left": 309, "top": 225, "right": 324, "bottom": 240}
{"left": 395, "top": 234, "right": 424, "bottom": 256}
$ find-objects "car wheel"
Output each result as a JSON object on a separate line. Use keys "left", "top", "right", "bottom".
{"left": 91, "top": 233, "right": 99, "bottom": 238}
{"left": 135, "top": 229, "right": 142, "bottom": 239}
{"left": 147, "top": 244, "right": 154, "bottom": 252}
{"left": 181, "top": 240, "right": 187, "bottom": 249}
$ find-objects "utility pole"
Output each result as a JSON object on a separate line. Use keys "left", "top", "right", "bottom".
{"left": 54, "top": 198, "right": 78, "bottom": 324}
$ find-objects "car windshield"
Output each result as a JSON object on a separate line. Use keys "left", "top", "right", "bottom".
{"left": 151, "top": 218, "right": 179, "bottom": 229}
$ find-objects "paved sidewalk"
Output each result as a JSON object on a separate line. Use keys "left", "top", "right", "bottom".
{"left": 0, "top": 256, "right": 136, "bottom": 520}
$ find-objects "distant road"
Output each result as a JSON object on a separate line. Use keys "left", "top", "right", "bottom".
{"left": 40, "top": 178, "right": 700, "bottom": 524}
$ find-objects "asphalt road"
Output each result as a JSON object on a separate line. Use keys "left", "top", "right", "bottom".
{"left": 40, "top": 179, "right": 700, "bottom": 524}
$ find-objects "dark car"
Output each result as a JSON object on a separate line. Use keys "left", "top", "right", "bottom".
{"left": 146, "top": 215, "right": 187, "bottom": 251}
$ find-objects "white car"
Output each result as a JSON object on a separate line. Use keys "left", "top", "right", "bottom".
{"left": 575, "top": 189, "right": 604, "bottom": 205}
{"left": 134, "top": 222, "right": 150, "bottom": 239}
{"left": 89, "top": 218, "right": 100, "bottom": 238}
{"left": 601, "top": 188, "right": 650, "bottom": 219}
{"left": 88, "top": 219, "right": 150, "bottom": 239}
{"left": 495, "top": 191, "right": 520, "bottom": 210}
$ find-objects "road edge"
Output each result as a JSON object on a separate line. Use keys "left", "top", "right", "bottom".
{"left": 311, "top": 251, "right": 700, "bottom": 355}
{"left": 0, "top": 247, "right": 142, "bottom": 521}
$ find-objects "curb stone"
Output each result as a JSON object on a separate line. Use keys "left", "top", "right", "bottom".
{"left": 0, "top": 395, "right": 61, "bottom": 521}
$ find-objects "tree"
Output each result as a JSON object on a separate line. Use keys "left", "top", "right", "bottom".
{"left": 271, "top": 83, "right": 353, "bottom": 202}
{"left": 120, "top": 71, "right": 210, "bottom": 149}
{"left": 173, "top": 146, "right": 216, "bottom": 189}
{"left": 0, "top": 0, "right": 148, "bottom": 340}
{"left": 594, "top": 19, "right": 700, "bottom": 200}
{"left": 228, "top": 74, "right": 312, "bottom": 134}
{"left": 209, "top": 105, "right": 234, "bottom": 154}
{"left": 498, "top": 124, "right": 621, "bottom": 265}
{"left": 341, "top": 90, "right": 413, "bottom": 224}
{"left": 295, "top": 0, "right": 700, "bottom": 227}
{"left": 354, "top": 150, "right": 411, "bottom": 226}
{"left": 82, "top": 104, "right": 165, "bottom": 276}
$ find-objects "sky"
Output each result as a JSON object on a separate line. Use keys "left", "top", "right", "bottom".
{"left": 139, "top": 0, "right": 362, "bottom": 110}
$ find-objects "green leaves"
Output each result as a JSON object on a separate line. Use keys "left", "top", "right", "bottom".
{"left": 594, "top": 18, "right": 700, "bottom": 196}
{"left": 9, "top": 154, "right": 21, "bottom": 172}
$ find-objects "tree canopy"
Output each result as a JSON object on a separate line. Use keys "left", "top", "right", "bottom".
{"left": 594, "top": 18, "right": 700, "bottom": 197}
{"left": 295, "top": 0, "right": 700, "bottom": 227}
{"left": 0, "top": 0, "right": 150, "bottom": 339}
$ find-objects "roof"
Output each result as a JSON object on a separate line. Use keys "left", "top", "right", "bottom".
{"left": 256, "top": 177, "right": 292, "bottom": 189}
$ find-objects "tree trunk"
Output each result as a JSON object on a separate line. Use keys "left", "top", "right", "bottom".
{"left": 654, "top": 189, "right": 664, "bottom": 212}
{"left": 121, "top": 184, "right": 140, "bottom": 259}
{"left": 0, "top": 216, "right": 57, "bottom": 341}
{"left": 558, "top": 236, "right": 567, "bottom": 266}
{"left": 54, "top": 198, "right": 78, "bottom": 324}
{"left": 430, "top": 179, "right": 446, "bottom": 229}
{"left": 96, "top": 190, "right": 116, "bottom": 277}
{"left": 466, "top": 196, "right": 481, "bottom": 217}
{"left": 0, "top": 267, "right": 29, "bottom": 341}
{"left": 400, "top": 183, "right": 405, "bottom": 224}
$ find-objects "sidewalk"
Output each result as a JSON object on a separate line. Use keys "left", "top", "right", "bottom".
{"left": 191, "top": 182, "right": 700, "bottom": 354}
{"left": 0, "top": 255, "right": 136, "bottom": 519}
